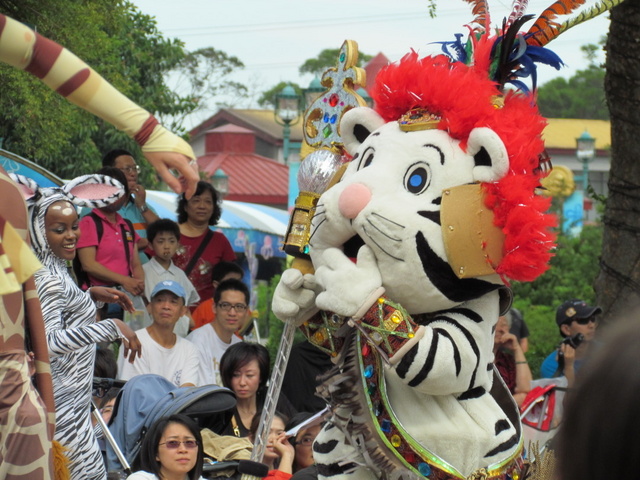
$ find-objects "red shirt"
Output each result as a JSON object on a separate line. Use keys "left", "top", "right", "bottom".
{"left": 173, "top": 230, "right": 235, "bottom": 306}
{"left": 77, "top": 209, "right": 140, "bottom": 287}
{"left": 494, "top": 349, "right": 516, "bottom": 393}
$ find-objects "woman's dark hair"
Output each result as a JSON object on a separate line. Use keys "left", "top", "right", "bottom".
{"left": 147, "top": 218, "right": 181, "bottom": 243}
{"left": 93, "top": 346, "right": 117, "bottom": 379}
{"left": 96, "top": 166, "right": 130, "bottom": 198}
{"left": 285, "top": 412, "right": 315, "bottom": 433}
{"left": 219, "top": 342, "right": 270, "bottom": 396}
{"left": 135, "top": 414, "right": 203, "bottom": 480}
{"left": 176, "top": 180, "right": 221, "bottom": 225}
{"left": 249, "top": 410, "right": 289, "bottom": 439}
{"left": 556, "top": 319, "right": 640, "bottom": 480}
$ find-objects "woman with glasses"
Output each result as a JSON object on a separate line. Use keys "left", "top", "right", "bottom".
{"left": 219, "top": 342, "right": 297, "bottom": 437}
{"left": 128, "top": 414, "right": 205, "bottom": 480}
{"left": 286, "top": 412, "right": 324, "bottom": 475}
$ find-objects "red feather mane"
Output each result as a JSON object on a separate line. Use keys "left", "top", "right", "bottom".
{"left": 371, "top": 45, "right": 556, "bottom": 282}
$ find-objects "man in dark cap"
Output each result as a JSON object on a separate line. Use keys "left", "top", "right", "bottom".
{"left": 540, "top": 299, "right": 602, "bottom": 385}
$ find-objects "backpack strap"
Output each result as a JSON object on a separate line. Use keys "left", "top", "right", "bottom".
{"left": 88, "top": 211, "right": 104, "bottom": 242}
{"left": 184, "top": 229, "right": 214, "bottom": 277}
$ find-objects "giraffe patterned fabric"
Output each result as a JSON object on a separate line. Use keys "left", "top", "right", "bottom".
{"left": 0, "top": 165, "right": 55, "bottom": 480}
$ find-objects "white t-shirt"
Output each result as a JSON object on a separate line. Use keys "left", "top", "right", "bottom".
{"left": 118, "top": 328, "right": 200, "bottom": 387}
{"left": 142, "top": 258, "right": 200, "bottom": 337}
{"left": 186, "top": 324, "right": 241, "bottom": 386}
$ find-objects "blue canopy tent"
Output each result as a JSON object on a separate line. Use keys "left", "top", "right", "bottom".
{"left": 0, "top": 148, "right": 289, "bottom": 262}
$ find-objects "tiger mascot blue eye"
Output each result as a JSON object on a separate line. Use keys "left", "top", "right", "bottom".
{"left": 404, "top": 164, "right": 430, "bottom": 194}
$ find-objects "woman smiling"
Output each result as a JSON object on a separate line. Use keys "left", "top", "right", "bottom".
{"left": 14, "top": 173, "right": 142, "bottom": 480}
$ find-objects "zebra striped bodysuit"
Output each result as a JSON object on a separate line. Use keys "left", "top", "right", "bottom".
{"left": 31, "top": 192, "right": 122, "bottom": 480}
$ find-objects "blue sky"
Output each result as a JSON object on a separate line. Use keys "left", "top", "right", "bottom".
{"left": 132, "top": 0, "right": 610, "bottom": 127}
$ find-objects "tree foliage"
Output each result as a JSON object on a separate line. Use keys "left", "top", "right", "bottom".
{"left": 512, "top": 225, "right": 602, "bottom": 308}
{"left": 536, "top": 65, "right": 608, "bottom": 120}
{"left": 536, "top": 42, "right": 608, "bottom": 120}
{"left": 298, "top": 48, "right": 373, "bottom": 77}
{"left": 0, "top": 0, "right": 244, "bottom": 183}
{"left": 257, "top": 82, "right": 303, "bottom": 109}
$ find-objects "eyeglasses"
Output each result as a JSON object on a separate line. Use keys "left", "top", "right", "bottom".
{"left": 574, "top": 317, "right": 598, "bottom": 325}
{"left": 159, "top": 440, "right": 198, "bottom": 449}
{"left": 294, "top": 436, "right": 314, "bottom": 447}
{"left": 217, "top": 302, "right": 248, "bottom": 312}
{"left": 118, "top": 165, "right": 140, "bottom": 174}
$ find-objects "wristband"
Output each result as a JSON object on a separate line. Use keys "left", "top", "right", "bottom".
{"left": 139, "top": 203, "right": 149, "bottom": 213}
{"left": 516, "top": 361, "right": 528, "bottom": 364}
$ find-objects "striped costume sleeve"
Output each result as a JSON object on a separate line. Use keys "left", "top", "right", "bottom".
{"left": 36, "top": 273, "right": 120, "bottom": 357}
{"left": 0, "top": 13, "right": 195, "bottom": 159}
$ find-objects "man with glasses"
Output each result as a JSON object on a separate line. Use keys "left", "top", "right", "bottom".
{"left": 102, "top": 149, "right": 159, "bottom": 264}
{"left": 187, "top": 279, "right": 250, "bottom": 385}
{"left": 540, "top": 299, "right": 602, "bottom": 385}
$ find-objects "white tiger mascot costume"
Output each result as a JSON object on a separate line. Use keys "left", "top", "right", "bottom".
{"left": 272, "top": 4, "right": 568, "bottom": 480}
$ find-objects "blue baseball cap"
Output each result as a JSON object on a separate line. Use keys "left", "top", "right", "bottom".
{"left": 150, "top": 280, "right": 187, "bottom": 302}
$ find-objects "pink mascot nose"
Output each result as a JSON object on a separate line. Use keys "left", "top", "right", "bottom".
{"left": 338, "top": 183, "right": 372, "bottom": 219}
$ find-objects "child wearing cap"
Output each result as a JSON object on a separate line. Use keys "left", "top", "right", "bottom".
{"left": 117, "top": 280, "right": 201, "bottom": 387}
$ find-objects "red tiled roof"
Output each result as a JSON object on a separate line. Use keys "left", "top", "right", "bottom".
{"left": 364, "top": 52, "right": 390, "bottom": 95}
{"left": 189, "top": 109, "right": 304, "bottom": 144}
{"left": 198, "top": 153, "right": 288, "bottom": 206}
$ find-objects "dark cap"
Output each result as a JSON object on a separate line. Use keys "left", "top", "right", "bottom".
{"left": 556, "top": 299, "right": 602, "bottom": 326}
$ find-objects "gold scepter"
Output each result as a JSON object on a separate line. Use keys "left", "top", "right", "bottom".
{"left": 242, "top": 40, "right": 368, "bottom": 479}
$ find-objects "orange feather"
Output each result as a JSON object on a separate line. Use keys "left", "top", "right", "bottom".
{"left": 526, "top": 0, "right": 586, "bottom": 45}
{"left": 463, "top": 0, "right": 491, "bottom": 33}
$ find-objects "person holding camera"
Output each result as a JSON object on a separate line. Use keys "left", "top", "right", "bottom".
{"left": 540, "top": 299, "right": 602, "bottom": 386}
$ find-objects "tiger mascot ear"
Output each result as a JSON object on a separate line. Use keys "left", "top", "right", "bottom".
{"left": 341, "top": 107, "right": 386, "bottom": 154}
{"left": 466, "top": 127, "right": 509, "bottom": 183}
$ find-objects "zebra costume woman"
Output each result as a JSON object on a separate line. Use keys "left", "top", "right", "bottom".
{"left": 16, "top": 174, "right": 132, "bottom": 480}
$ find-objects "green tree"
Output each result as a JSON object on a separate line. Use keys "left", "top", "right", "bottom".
{"left": 299, "top": 48, "right": 373, "bottom": 77}
{"left": 164, "top": 47, "right": 248, "bottom": 125}
{"left": 257, "top": 82, "right": 302, "bottom": 109}
{"left": 536, "top": 41, "right": 608, "bottom": 120}
{"left": 536, "top": 65, "right": 607, "bottom": 120}
{"left": 0, "top": 1, "right": 245, "bottom": 183}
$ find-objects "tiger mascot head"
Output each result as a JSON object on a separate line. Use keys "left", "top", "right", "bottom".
{"left": 309, "top": 48, "right": 556, "bottom": 315}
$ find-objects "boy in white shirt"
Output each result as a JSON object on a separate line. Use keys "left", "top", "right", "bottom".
{"left": 118, "top": 280, "right": 200, "bottom": 387}
{"left": 142, "top": 219, "right": 199, "bottom": 337}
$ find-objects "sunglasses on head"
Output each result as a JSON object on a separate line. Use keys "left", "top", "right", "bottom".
{"left": 159, "top": 440, "right": 198, "bottom": 449}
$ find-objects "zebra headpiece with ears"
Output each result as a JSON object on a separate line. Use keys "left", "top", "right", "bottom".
{"left": 9, "top": 173, "right": 125, "bottom": 264}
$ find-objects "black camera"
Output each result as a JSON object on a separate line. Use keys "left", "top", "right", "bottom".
{"left": 560, "top": 333, "right": 584, "bottom": 350}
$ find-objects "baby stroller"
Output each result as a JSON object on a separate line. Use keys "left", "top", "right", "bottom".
{"left": 102, "top": 374, "right": 267, "bottom": 479}
{"left": 519, "top": 377, "right": 568, "bottom": 454}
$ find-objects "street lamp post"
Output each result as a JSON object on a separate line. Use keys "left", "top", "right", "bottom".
{"left": 211, "top": 168, "right": 229, "bottom": 199}
{"left": 576, "top": 130, "right": 596, "bottom": 193}
{"left": 304, "top": 77, "right": 324, "bottom": 108}
{"left": 274, "top": 85, "right": 302, "bottom": 164}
